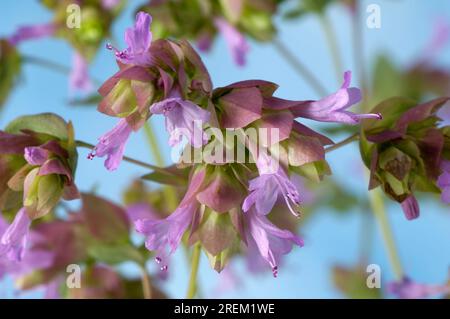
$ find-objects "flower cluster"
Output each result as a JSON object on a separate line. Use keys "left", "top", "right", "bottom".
{"left": 0, "top": 113, "right": 79, "bottom": 265}
{"left": 362, "top": 97, "right": 450, "bottom": 219}
{"left": 138, "top": 0, "right": 284, "bottom": 66}
{"left": 2, "top": 1, "right": 449, "bottom": 300}
{"left": 4, "top": 192, "right": 166, "bottom": 299}
{"left": 90, "top": 12, "right": 381, "bottom": 276}
{"left": 7, "top": 0, "right": 125, "bottom": 93}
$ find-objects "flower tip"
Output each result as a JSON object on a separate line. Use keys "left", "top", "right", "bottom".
{"left": 272, "top": 266, "right": 278, "bottom": 278}
{"left": 342, "top": 70, "right": 353, "bottom": 87}
{"left": 136, "top": 11, "right": 152, "bottom": 23}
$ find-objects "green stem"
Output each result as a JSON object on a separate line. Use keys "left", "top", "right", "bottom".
{"left": 351, "top": 3, "right": 369, "bottom": 110}
{"left": 325, "top": 133, "right": 359, "bottom": 153}
{"left": 143, "top": 122, "right": 165, "bottom": 167}
{"left": 273, "top": 38, "right": 328, "bottom": 96}
{"left": 367, "top": 187, "right": 404, "bottom": 280}
{"left": 139, "top": 264, "right": 152, "bottom": 299}
{"left": 75, "top": 140, "right": 175, "bottom": 175}
{"left": 186, "top": 243, "right": 202, "bottom": 299}
{"left": 22, "top": 55, "right": 101, "bottom": 85}
{"left": 143, "top": 122, "right": 178, "bottom": 211}
{"left": 320, "top": 14, "right": 344, "bottom": 84}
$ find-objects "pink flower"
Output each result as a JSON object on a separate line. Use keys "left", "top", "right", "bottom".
{"left": 135, "top": 203, "right": 197, "bottom": 271}
{"left": 243, "top": 153, "right": 301, "bottom": 217}
{"left": 130, "top": 169, "right": 206, "bottom": 271}
{"left": 0, "top": 214, "right": 53, "bottom": 280}
{"left": 88, "top": 119, "right": 133, "bottom": 171}
{"left": 0, "top": 208, "right": 31, "bottom": 262}
{"left": 293, "top": 71, "right": 381, "bottom": 124}
{"left": 107, "top": 12, "right": 153, "bottom": 66}
{"left": 69, "top": 52, "right": 93, "bottom": 94}
{"left": 101, "top": 0, "right": 121, "bottom": 10}
{"left": 421, "top": 17, "right": 450, "bottom": 62}
{"left": 8, "top": 23, "right": 55, "bottom": 46}
{"left": 244, "top": 209, "right": 303, "bottom": 277}
{"left": 400, "top": 195, "right": 420, "bottom": 221}
{"left": 150, "top": 95, "right": 211, "bottom": 148}
{"left": 214, "top": 18, "right": 250, "bottom": 66}
{"left": 388, "top": 277, "right": 450, "bottom": 299}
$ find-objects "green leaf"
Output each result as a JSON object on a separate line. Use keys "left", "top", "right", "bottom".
{"left": 87, "top": 243, "right": 143, "bottom": 265}
{"left": 35, "top": 174, "right": 63, "bottom": 218}
{"left": 0, "top": 40, "right": 21, "bottom": 109}
{"left": 363, "top": 97, "right": 417, "bottom": 134}
{"left": 69, "top": 93, "right": 102, "bottom": 106}
{"left": 141, "top": 165, "right": 190, "bottom": 186}
{"left": 81, "top": 193, "right": 130, "bottom": 244}
{"left": 333, "top": 265, "right": 382, "bottom": 299}
{"left": 371, "top": 55, "right": 405, "bottom": 106}
{"left": 5, "top": 113, "right": 69, "bottom": 141}
{"left": 197, "top": 210, "right": 239, "bottom": 257}
{"left": 204, "top": 245, "right": 235, "bottom": 273}
{"left": 291, "top": 160, "right": 331, "bottom": 182}
{"left": 219, "top": 0, "right": 242, "bottom": 23}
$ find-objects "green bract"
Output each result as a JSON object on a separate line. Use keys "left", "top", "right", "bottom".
{"left": 0, "top": 113, "right": 79, "bottom": 218}
{"left": 361, "top": 97, "right": 450, "bottom": 204}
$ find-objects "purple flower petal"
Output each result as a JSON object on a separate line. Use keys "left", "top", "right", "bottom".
{"left": 243, "top": 153, "right": 301, "bottom": 217}
{"left": 400, "top": 195, "right": 420, "bottom": 220}
{"left": 38, "top": 159, "right": 72, "bottom": 179}
{"left": 69, "top": 52, "right": 93, "bottom": 94}
{"left": 421, "top": 17, "right": 450, "bottom": 62}
{"left": 244, "top": 209, "right": 303, "bottom": 277}
{"left": 126, "top": 203, "right": 160, "bottom": 223}
{"left": 108, "top": 12, "right": 153, "bottom": 66}
{"left": 135, "top": 203, "right": 197, "bottom": 268}
{"left": 24, "top": 146, "right": 49, "bottom": 166}
{"left": 388, "top": 277, "right": 450, "bottom": 299}
{"left": 150, "top": 97, "right": 210, "bottom": 148}
{"left": 0, "top": 208, "right": 31, "bottom": 262}
{"left": 214, "top": 18, "right": 249, "bottom": 67}
{"left": 293, "top": 71, "right": 381, "bottom": 124}
{"left": 9, "top": 23, "right": 56, "bottom": 46}
{"left": 89, "top": 119, "right": 133, "bottom": 171}
{"left": 101, "top": 0, "right": 121, "bottom": 10}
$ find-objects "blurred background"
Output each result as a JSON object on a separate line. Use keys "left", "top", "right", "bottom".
{"left": 1, "top": 0, "right": 449, "bottom": 298}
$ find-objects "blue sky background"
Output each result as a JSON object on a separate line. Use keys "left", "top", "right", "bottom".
{"left": 1, "top": 0, "right": 450, "bottom": 298}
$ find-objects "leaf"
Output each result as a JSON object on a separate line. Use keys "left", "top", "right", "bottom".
{"left": 197, "top": 210, "right": 239, "bottom": 257}
{"left": 205, "top": 245, "right": 236, "bottom": 273}
{"left": 34, "top": 174, "right": 63, "bottom": 218}
{"left": 87, "top": 243, "right": 143, "bottom": 265}
{"left": 371, "top": 55, "right": 405, "bottom": 106}
{"left": 5, "top": 113, "right": 69, "bottom": 141}
{"left": 81, "top": 193, "right": 130, "bottom": 244}
{"left": 363, "top": 97, "right": 417, "bottom": 135}
{"left": 69, "top": 93, "right": 102, "bottom": 106}
{"left": 333, "top": 265, "right": 382, "bottom": 299}
{"left": 291, "top": 160, "right": 331, "bottom": 182}
{"left": 0, "top": 40, "right": 21, "bottom": 109}
{"left": 219, "top": 0, "right": 243, "bottom": 24}
{"left": 141, "top": 165, "right": 190, "bottom": 186}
